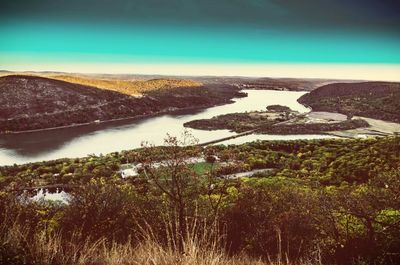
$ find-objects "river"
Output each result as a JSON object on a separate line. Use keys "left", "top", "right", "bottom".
{"left": 0, "top": 90, "right": 334, "bottom": 165}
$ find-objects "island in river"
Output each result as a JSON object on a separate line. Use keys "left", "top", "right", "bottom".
{"left": 184, "top": 105, "right": 369, "bottom": 135}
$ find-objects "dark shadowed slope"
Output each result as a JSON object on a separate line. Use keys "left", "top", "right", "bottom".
{"left": 298, "top": 82, "right": 400, "bottom": 122}
{"left": 0, "top": 75, "right": 243, "bottom": 132}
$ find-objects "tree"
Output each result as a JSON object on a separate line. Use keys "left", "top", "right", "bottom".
{"left": 138, "top": 130, "right": 203, "bottom": 249}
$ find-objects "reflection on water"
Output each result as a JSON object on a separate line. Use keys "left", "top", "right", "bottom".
{"left": 0, "top": 90, "right": 330, "bottom": 165}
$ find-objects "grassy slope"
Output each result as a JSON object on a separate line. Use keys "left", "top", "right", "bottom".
{"left": 51, "top": 75, "right": 202, "bottom": 96}
{"left": 298, "top": 82, "right": 400, "bottom": 122}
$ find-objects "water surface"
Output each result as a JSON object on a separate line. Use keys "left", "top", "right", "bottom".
{"left": 0, "top": 90, "right": 332, "bottom": 165}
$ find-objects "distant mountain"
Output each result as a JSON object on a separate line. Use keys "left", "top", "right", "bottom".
{"left": 298, "top": 82, "right": 400, "bottom": 122}
{"left": 190, "top": 76, "right": 346, "bottom": 91}
{"left": 0, "top": 71, "right": 345, "bottom": 92}
{"left": 0, "top": 75, "right": 242, "bottom": 132}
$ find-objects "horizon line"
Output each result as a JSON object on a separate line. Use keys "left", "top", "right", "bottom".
{"left": 2, "top": 63, "right": 400, "bottom": 82}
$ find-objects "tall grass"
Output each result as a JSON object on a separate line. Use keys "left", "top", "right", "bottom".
{"left": 0, "top": 214, "right": 322, "bottom": 265}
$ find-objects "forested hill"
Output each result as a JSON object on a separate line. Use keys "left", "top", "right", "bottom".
{"left": 298, "top": 82, "right": 400, "bottom": 122}
{"left": 0, "top": 75, "right": 243, "bottom": 133}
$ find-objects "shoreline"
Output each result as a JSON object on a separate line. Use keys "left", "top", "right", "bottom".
{"left": 0, "top": 102, "right": 233, "bottom": 135}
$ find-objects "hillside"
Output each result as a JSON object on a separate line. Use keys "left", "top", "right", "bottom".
{"left": 298, "top": 82, "right": 400, "bottom": 122}
{"left": 51, "top": 75, "right": 202, "bottom": 96}
{"left": 0, "top": 75, "right": 243, "bottom": 133}
{"left": 1, "top": 137, "right": 399, "bottom": 264}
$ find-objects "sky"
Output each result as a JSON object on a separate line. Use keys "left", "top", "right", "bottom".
{"left": 1, "top": 0, "right": 400, "bottom": 79}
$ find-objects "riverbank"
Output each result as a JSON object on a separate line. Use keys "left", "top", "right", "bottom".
{"left": 2, "top": 104, "right": 232, "bottom": 135}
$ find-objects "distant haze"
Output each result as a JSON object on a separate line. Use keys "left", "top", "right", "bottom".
{"left": 3, "top": 63, "right": 400, "bottom": 82}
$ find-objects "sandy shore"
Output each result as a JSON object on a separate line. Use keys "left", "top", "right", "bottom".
{"left": 327, "top": 116, "right": 400, "bottom": 138}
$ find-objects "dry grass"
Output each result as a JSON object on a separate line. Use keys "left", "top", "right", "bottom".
{"left": 0, "top": 194, "right": 320, "bottom": 265}
{"left": 0, "top": 219, "right": 322, "bottom": 265}
{"left": 51, "top": 75, "right": 202, "bottom": 96}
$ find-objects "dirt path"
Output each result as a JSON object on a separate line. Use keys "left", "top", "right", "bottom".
{"left": 221, "top": 168, "right": 274, "bottom": 179}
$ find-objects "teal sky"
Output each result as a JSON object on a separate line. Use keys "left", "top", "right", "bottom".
{"left": 1, "top": 0, "right": 400, "bottom": 67}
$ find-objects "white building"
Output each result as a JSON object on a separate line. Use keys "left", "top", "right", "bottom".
{"left": 119, "top": 164, "right": 139, "bottom": 178}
